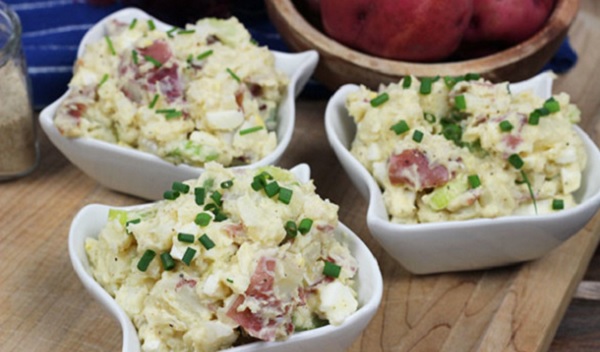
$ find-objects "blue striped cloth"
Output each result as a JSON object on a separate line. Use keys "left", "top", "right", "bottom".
{"left": 4, "top": 0, "right": 578, "bottom": 109}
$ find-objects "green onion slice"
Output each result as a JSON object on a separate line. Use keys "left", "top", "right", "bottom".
{"left": 552, "top": 198, "right": 564, "bottom": 210}
{"left": 177, "top": 233, "right": 195, "bottom": 243}
{"left": 239, "top": 126, "right": 263, "bottom": 135}
{"left": 172, "top": 181, "right": 190, "bottom": 194}
{"left": 370, "top": 92, "right": 389, "bottom": 107}
{"left": 182, "top": 247, "right": 197, "bottom": 266}
{"left": 278, "top": 187, "right": 293, "bottom": 204}
{"left": 499, "top": 120, "right": 513, "bottom": 132}
{"left": 125, "top": 218, "right": 141, "bottom": 234}
{"left": 412, "top": 130, "right": 424, "bottom": 143}
{"left": 137, "top": 250, "right": 156, "bottom": 272}
{"left": 419, "top": 76, "right": 439, "bottom": 95}
{"left": 166, "top": 27, "right": 178, "bottom": 38}
{"left": 195, "top": 212, "right": 212, "bottom": 227}
{"left": 298, "top": 218, "right": 313, "bottom": 235}
{"left": 423, "top": 112, "right": 436, "bottom": 123}
{"left": 390, "top": 120, "right": 410, "bottom": 135}
{"left": 210, "top": 191, "right": 222, "bottom": 206}
{"left": 132, "top": 50, "right": 139, "bottom": 65}
{"left": 221, "top": 180, "right": 233, "bottom": 189}
{"left": 163, "top": 190, "right": 180, "bottom": 200}
{"left": 402, "top": 76, "right": 412, "bottom": 89}
{"left": 454, "top": 95, "right": 467, "bottom": 110}
{"left": 194, "top": 187, "right": 206, "bottom": 205}
{"left": 323, "top": 261, "right": 341, "bottom": 278}
{"left": 264, "top": 181, "right": 280, "bottom": 198}
{"left": 544, "top": 97, "right": 560, "bottom": 113}
{"left": 199, "top": 234, "right": 215, "bottom": 250}
{"left": 147, "top": 19, "right": 156, "bottom": 30}
{"left": 508, "top": 154, "right": 524, "bottom": 169}
{"left": 178, "top": 29, "right": 195, "bottom": 35}
{"left": 160, "top": 252, "right": 175, "bottom": 271}
{"left": 528, "top": 110, "right": 541, "bottom": 125}
{"left": 465, "top": 73, "right": 481, "bottom": 81}
{"left": 468, "top": 174, "right": 481, "bottom": 189}
{"left": 165, "top": 110, "right": 183, "bottom": 120}
{"left": 284, "top": 220, "right": 297, "bottom": 238}
{"left": 520, "top": 170, "right": 538, "bottom": 214}
{"left": 129, "top": 18, "right": 137, "bottom": 30}
{"left": 105, "top": 36, "right": 116, "bottom": 56}
{"left": 214, "top": 212, "right": 228, "bottom": 222}
{"left": 98, "top": 73, "right": 109, "bottom": 88}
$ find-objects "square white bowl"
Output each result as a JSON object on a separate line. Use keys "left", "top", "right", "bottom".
{"left": 68, "top": 164, "right": 383, "bottom": 352}
{"left": 325, "top": 71, "right": 600, "bottom": 274}
{"left": 40, "top": 7, "right": 318, "bottom": 200}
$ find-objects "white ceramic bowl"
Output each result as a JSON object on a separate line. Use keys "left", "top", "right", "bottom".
{"left": 40, "top": 7, "right": 318, "bottom": 200}
{"left": 69, "top": 163, "right": 383, "bottom": 352}
{"left": 325, "top": 71, "right": 600, "bottom": 274}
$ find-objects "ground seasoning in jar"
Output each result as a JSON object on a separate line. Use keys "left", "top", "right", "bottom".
{"left": 0, "top": 1, "right": 38, "bottom": 180}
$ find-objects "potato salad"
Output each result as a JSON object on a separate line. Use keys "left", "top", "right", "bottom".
{"left": 85, "top": 163, "right": 359, "bottom": 351}
{"left": 348, "top": 75, "right": 587, "bottom": 223}
{"left": 55, "top": 17, "right": 288, "bottom": 167}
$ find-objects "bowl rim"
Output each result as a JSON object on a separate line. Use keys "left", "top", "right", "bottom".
{"left": 68, "top": 163, "right": 384, "bottom": 351}
{"left": 324, "top": 71, "right": 600, "bottom": 232}
{"left": 265, "top": 0, "right": 580, "bottom": 78}
{"left": 39, "top": 7, "right": 319, "bottom": 194}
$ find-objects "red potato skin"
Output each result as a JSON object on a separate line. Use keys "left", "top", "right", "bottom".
{"left": 464, "top": 0, "right": 555, "bottom": 44}
{"left": 320, "top": 0, "right": 474, "bottom": 62}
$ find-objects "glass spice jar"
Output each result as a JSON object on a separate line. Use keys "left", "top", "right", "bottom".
{"left": 0, "top": 1, "right": 38, "bottom": 180}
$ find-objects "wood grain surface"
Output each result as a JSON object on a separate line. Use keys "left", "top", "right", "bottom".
{"left": 1, "top": 1, "right": 600, "bottom": 351}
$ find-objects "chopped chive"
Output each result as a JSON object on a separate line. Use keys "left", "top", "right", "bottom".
{"left": 390, "top": 120, "right": 410, "bottom": 135}
{"left": 129, "top": 18, "right": 138, "bottom": 30}
{"left": 443, "top": 75, "right": 460, "bottom": 89}
{"left": 221, "top": 180, "right": 233, "bottom": 189}
{"left": 323, "top": 261, "right": 341, "bottom": 278}
{"left": 251, "top": 172, "right": 272, "bottom": 191}
{"left": 520, "top": 170, "right": 538, "bottom": 214}
{"left": 143, "top": 55, "right": 162, "bottom": 68}
{"left": 156, "top": 108, "right": 176, "bottom": 114}
{"left": 544, "top": 97, "right": 560, "bottom": 113}
{"left": 402, "top": 76, "right": 412, "bottom": 89}
{"left": 528, "top": 110, "right": 540, "bottom": 125}
{"left": 552, "top": 199, "right": 564, "bottom": 210}
{"left": 125, "top": 218, "right": 141, "bottom": 234}
{"left": 132, "top": 50, "right": 139, "bottom": 65}
{"left": 423, "top": 112, "right": 436, "bottom": 123}
{"left": 465, "top": 73, "right": 481, "bottom": 81}
{"left": 468, "top": 174, "right": 481, "bottom": 188}
{"left": 194, "top": 187, "right": 206, "bottom": 205}
{"left": 172, "top": 181, "right": 190, "bottom": 194}
{"left": 419, "top": 76, "right": 439, "bottom": 95}
{"left": 298, "top": 218, "right": 313, "bottom": 235}
{"left": 177, "top": 233, "right": 195, "bottom": 243}
{"left": 137, "top": 249, "right": 156, "bottom": 272}
{"left": 226, "top": 278, "right": 234, "bottom": 283}
{"left": 199, "top": 234, "right": 215, "bottom": 250}
{"left": 98, "top": 73, "right": 109, "bottom": 88}
{"left": 370, "top": 92, "right": 389, "bottom": 107}
{"left": 195, "top": 212, "right": 212, "bottom": 226}
{"left": 178, "top": 29, "right": 195, "bottom": 35}
{"left": 196, "top": 50, "right": 214, "bottom": 60}
{"left": 147, "top": 19, "right": 156, "bottom": 30}
{"left": 165, "top": 110, "right": 183, "bottom": 120}
{"left": 227, "top": 68, "right": 241, "bottom": 83}
{"left": 166, "top": 27, "right": 178, "bottom": 38}
{"left": 160, "top": 252, "right": 175, "bottom": 270}
{"left": 214, "top": 211, "right": 228, "bottom": 222}
{"left": 454, "top": 95, "right": 467, "bottom": 110}
{"left": 508, "top": 154, "right": 524, "bottom": 169}
{"left": 499, "top": 120, "right": 513, "bottom": 132}
{"left": 105, "top": 36, "right": 116, "bottom": 56}
{"left": 182, "top": 247, "right": 196, "bottom": 266}
{"left": 412, "top": 130, "right": 424, "bottom": 143}
{"left": 186, "top": 53, "right": 193, "bottom": 63}
{"left": 278, "top": 187, "right": 293, "bottom": 204}
{"left": 163, "top": 190, "right": 180, "bottom": 200}
{"left": 148, "top": 94, "right": 159, "bottom": 109}
{"left": 204, "top": 203, "right": 219, "bottom": 212}
{"left": 210, "top": 191, "right": 222, "bottom": 206}
{"left": 284, "top": 220, "right": 297, "bottom": 238}
{"left": 264, "top": 181, "right": 280, "bottom": 198}
{"left": 239, "top": 126, "right": 263, "bottom": 135}
{"left": 537, "top": 107, "right": 550, "bottom": 116}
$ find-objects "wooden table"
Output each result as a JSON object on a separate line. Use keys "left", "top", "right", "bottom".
{"left": 1, "top": 2, "right": 600, "bottom": 351}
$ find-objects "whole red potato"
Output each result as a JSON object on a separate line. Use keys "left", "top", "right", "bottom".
{"left": 464, "top": 0, "right": 555, "bottom": 45}
{"left": 320, "top": 0, "right": 474, "bottom": 62}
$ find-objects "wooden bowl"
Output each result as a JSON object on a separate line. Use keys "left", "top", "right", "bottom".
{"left": 265, "top": 0, "right": 580, "bottom": 90}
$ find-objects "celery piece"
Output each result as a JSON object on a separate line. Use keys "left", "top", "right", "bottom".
{"left": 108, "top": 209, "right": 128, "bottom": 226}
{"left": 426, "top": 177, "right": 469, "bottom": 211}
